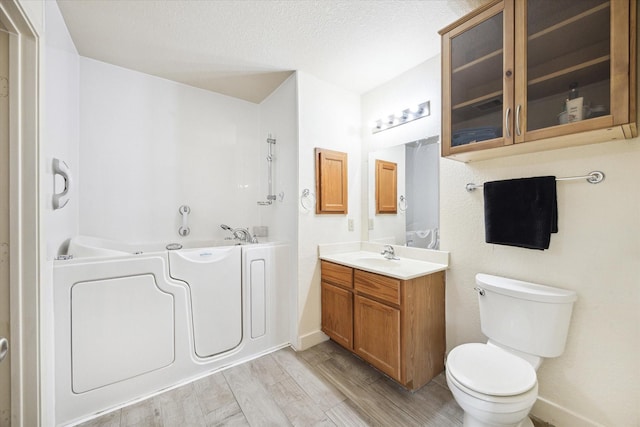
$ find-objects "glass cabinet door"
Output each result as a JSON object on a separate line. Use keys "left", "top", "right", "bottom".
{"left": 443, "top": 2, "right": 514, "bottom": 154}
{"left": 520, "top": 0, "right": 612, "bottom": 138}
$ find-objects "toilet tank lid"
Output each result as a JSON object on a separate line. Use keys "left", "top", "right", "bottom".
{"left": 476, "top": 274, "right": 577, "bottom": 303}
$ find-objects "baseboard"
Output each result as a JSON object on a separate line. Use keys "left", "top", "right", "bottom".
{"left": 532, "top": 397, "right": 605, "bottom": 427}
{"left": 295, "top": 330, "right": 329, "bottom": 351}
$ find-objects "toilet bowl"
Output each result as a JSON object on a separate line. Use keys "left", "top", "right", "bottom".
{"left": 446, "top": 274, "right": 577, "bottom": 427}
{"left": 446, "top": 343, "right": 538, "bottom": 427}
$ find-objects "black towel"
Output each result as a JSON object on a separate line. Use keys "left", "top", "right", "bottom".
{"left": 484, "top": 176, "right": 558, "bottom": 250}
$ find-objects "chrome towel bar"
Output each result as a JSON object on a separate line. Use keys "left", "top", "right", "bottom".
{"left": 466, "top": 171, "right": 605, "bottom": 192}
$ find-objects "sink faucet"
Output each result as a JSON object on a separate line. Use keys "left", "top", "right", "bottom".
{"left": 381, "top": 245, "right": 399, "bottom": 260}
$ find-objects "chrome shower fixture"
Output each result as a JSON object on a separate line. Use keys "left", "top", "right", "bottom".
{"left": 258, "top": 134, "right": 277, "bottom": 206}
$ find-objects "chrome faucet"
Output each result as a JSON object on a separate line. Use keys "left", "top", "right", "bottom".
{"left": 220, "top": 224, "right": 258, "bottom": 243}
{"left": 381, "top": 245, "right": 399, "bottom": 260}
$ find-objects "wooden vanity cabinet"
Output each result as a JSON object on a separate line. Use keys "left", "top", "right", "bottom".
{"left": 321, "top": 261, "right": 445, "bottom": 391}
{"left": 320, "top": 261, "right": 354, "bottom": 349}
{"left": 440, "top": 0, "right": 636, "bottom": 162}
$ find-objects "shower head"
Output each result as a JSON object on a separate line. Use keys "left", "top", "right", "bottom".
{"left": 220, "top": 224, "right": 233, "bottom": 231}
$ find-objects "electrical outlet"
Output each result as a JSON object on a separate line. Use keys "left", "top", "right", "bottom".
{"left": 348, "top": 219, "right": 354, "bottom": 231}
{"left": 368, "top": 218, "right": 374, "bottom": 230}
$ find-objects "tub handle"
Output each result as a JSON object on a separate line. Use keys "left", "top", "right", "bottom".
{"left": 474, "top": 287, "right": 485, "bottom": 296}
{"left": 53, "top": 158, "right": 71, "bottom": 210}
{"left": 0, "top": 337, "right": 8, "bottom": 363}
{"left": 178, "top": 205, "right": 190, "bottom": 236}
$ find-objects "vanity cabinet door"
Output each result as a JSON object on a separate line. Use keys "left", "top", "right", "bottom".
{"left": 321, "top": 282, "right": 353, "bottom": 350}
{"left": 354, "top": 294, "right": 401, "bottom": 381}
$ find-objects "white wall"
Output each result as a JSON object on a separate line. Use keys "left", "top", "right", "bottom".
{"left": 296, "top": 71, "right": 361, "bottom": 349}
{"left": 361, "top": 52, "right": 639, "bottom": 426}
{"left": 42, "top": 1, "right": 80, "bottom": 424}
{"left": 78, "top": 58, "right": 264, "bottom": 244}
{"left": 258, "top": 74, "right": 299, "bottom": 243}
{"left": 43, "top": 1, "right": 79, "bottom": 258}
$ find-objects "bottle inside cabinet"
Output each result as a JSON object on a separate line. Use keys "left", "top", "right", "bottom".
{"left": 525, "top": 0, "right": 611, "bottom": 131}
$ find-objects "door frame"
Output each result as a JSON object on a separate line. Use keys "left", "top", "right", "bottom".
{"left": 0, "top": 1, "right": 40, "bottom": 425}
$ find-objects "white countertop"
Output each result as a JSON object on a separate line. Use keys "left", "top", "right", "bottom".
{"left": 318, "top": 242, "right": 449, "bottom": 280}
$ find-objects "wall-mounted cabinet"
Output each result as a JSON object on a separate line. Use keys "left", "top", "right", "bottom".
{"left": 321, "top": 261, "right": 445, "bottom": 391}
{"left": 440, "top": 0, "right": 636, "bottom": 162}
{"left": 315, "top": 148, "right": 348, "bottom": 214}
{"left": 375, "top": 159, "right": 397, "bottom": 214}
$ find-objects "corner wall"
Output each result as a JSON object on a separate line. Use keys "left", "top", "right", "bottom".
{"left": 296, "top": 71, "right": 361, "bottom": 349}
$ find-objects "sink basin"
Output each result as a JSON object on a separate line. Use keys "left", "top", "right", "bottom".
{"left": 354, "top": 256, "right": 401, "bottom": 269}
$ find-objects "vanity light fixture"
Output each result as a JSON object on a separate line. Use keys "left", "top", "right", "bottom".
{"left": 371, "top": 101, "right": 430, "bottom": 134}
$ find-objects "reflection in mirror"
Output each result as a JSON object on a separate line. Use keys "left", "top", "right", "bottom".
{"left": 368, "top": 136, "right": 439, "bottom": 249}
{"left": 375, "top": 159, "right": 398, "bottom": 214}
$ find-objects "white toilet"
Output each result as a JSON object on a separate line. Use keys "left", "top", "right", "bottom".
{"left": 446, "top": 273, "right": 577, "bottom": 427}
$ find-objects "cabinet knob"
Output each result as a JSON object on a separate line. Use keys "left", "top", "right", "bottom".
{"left": 505, "top": 70, "right": 512, "bottom": 77}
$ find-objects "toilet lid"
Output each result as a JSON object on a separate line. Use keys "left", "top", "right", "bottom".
{"left": 447, "top": 343, "right": 537, "bottom": 396}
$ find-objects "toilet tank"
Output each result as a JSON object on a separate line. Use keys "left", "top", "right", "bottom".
{"left": 476, "top": 273, "right": 577, "bottom": 358}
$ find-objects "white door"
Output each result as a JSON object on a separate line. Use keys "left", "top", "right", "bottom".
{"left": 0, "top": 26, "right": 11, "bottom": 426}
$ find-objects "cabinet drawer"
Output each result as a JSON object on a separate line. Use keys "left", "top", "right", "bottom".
{"left": 321, "top": 260, "right": 353, "bottom": 289}
{"left": 354, "top": 269, "right": 401, "bottom": 306}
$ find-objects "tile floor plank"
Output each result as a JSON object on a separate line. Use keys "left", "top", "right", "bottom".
{"left": 203, "top": 400, "right": 249, "bottom": 427}
{"left": 223, "top": 362, "right": 291, "bottom": 426}
{"left": 121, "top": 398, "right": 162, "bottom": 427}
{"left": 315, "top": 358, "right": 422, "bottom": 427}
{"left": 193, "top": 372, "right": 237, "bottom": 416}
{"left": 153, "top": 383, "right": 207, "bottom": 427}
{"left": 324, "top": 401, "right": 374, "bottom": 427}
{"left": 247, "top": 353, "right": 290, "bottom": 387}
{"left": 271, "top": 347, "right": 346, "bottom": 412}
{"left": 267, "top": 376, "right": 335, "bottom": 426}
{"left": 76, "top": 410, "right": 122, "bottom": 427}
{"left": 368, "top": 376, "right": 461, "bottom": 426}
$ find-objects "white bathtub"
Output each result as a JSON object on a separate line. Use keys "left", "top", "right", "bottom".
{"left": 54, "top": 236, "right": 291, "bottom": 426}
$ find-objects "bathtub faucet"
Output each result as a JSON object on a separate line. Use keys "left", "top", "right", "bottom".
{"left": 220, "top": 224, "right": 258, "bottom": 243}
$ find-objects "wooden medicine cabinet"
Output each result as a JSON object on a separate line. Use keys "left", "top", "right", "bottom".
{"left": 315, "top": 148, "right": 348, "bottom": 214}
{"left": 375, "top": 159, "right": 397, "bottom": 214}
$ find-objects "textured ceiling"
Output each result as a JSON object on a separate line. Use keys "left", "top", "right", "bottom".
{"left": 57, "top": 0, "right": 487, "bottom": 103}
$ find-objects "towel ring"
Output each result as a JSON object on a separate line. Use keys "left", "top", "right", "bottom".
{"left": 300, "top": 189, "right": 316, "bottom": 211}
{"left": 398, "top": 195, "right": 408, "bottom": 212}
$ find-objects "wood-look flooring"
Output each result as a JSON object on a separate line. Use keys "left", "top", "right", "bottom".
{"left": 78, "top": 339, "right": 464, "bottom": 427}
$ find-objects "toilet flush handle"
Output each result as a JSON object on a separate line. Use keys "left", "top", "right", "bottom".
{"left": 474, "top": 287, "right": 485, "bottom": 296}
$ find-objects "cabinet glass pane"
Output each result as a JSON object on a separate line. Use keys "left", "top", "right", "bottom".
{"left": 526, "top": 0, "right": 610, "bottom": 131}
{"left": 450, "top": 12, "right": 504, "bottom": 147}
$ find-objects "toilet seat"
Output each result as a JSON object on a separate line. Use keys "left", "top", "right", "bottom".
{"left": 447, "top": 343, "right": 537, "bottom": 398}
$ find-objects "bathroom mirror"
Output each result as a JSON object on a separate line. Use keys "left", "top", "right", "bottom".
{"left": 367, "top": 136, "right": 439, "bottom": 248}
